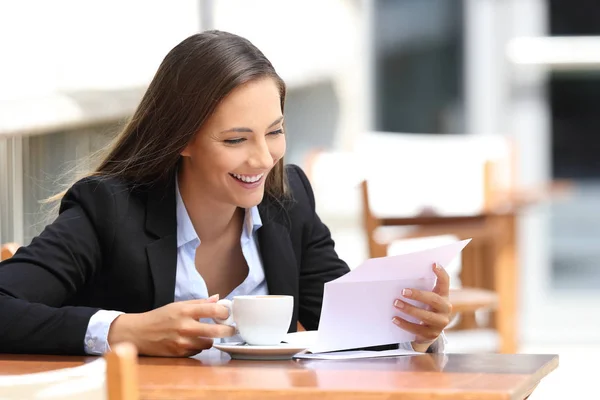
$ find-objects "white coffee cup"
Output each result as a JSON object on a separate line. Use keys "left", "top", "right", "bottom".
{"left": 214, "top": 295, "right": 293, "bottom": 346}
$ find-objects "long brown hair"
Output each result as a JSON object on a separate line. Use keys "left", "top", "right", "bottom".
{"left": 51, "top": 30, "right": 287, "bottom": 201}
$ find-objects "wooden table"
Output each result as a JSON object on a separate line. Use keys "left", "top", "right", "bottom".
{"left": 0, "top": 352, "right": 558, "bottom": 399}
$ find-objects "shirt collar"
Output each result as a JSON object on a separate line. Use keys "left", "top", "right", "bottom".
{"left": 175, "top": 180, "right": 263, "bottom": 248}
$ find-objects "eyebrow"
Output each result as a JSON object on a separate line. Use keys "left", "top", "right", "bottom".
{"left": 219, "top": 116, "right": 284, "bottom": 134}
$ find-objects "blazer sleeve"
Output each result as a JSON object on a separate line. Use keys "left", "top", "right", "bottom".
{"left": 0, "top": 179, "right": 114, "bottom": 355}
{"left": 290, "top": 165, "right": 351, "bottom": 330}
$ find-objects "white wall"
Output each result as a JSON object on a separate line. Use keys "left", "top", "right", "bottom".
{"left": 0, "top": 0, "right": 201, "bottom": 96}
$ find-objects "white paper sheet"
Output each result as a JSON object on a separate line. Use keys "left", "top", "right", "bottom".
{"left": 294, "top": 348, "right": 420, "bottom": 360}
{"left": 307, "top": 239, "right": 471, "bottom": 354}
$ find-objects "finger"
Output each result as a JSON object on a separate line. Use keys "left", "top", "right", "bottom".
{"left": 391, "top": 317, "right": 440, "bottom": 343}
{"left": 185, "top": 303, "right": 231, "bottom": 320}
{"left": 200, "top": 322, "right": 236, "bottom": 338}
{"left": 177, "top": 320, "right": 236, "bottom": 338}
{"left": 175, "top": 336, "right": 214, "bottom": 354}
{"left": 394, "top": 299, "right": 450, "bottom": 329}
{"left": 402, "top": 289, "right": 451, "bottom": 314}
{"left": 432, "top": 263, "right": 450, "bottom": 297}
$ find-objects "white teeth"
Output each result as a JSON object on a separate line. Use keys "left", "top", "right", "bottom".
{"left": 232, "top": 173, "right": 264, "bottom": 183}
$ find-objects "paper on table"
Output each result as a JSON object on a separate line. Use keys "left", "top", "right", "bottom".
{"left": 294, "top": 348, "right": 419, "bottom": 360}
{"left": 307, "top": 239, "right": 471, "bottom": 354}
{"left": 284, "top": 331, "right": 419, "bottom": 360}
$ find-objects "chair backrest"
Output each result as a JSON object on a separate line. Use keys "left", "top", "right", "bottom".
{"left": 0, "top": 242, "right": 19, "bottom": 261}
{"left": 355, "top": 132, "right": 514, "bottom": 217}
{"left": 360, "top": 179, "right": 387, "bottom": 259}
{"left": 0, "top": 343, "right": 138, "bottom": 400}
{"left": 303, "top": 133, "right": 513, "bottom": 269}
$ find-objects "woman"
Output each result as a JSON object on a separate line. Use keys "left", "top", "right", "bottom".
{"left": 0, "top": 31, "right": 451, "bottom": 356}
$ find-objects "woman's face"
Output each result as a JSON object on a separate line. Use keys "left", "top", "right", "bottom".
{"left": 181, "top": 77, "right": 286, "bottom": 209}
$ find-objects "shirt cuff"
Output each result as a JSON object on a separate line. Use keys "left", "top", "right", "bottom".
{"left": 409, "top": 331, "right": 447, "bottom": 354}
{"left": 426, "top": 331, "right": 447, "bottom": 353}
{"left": 397, "top": 341, "right": 416, "bottom": 351}
{"left": 84, "top": 310, "right": 124, "bottom": 355}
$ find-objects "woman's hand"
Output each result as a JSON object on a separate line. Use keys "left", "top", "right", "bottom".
{"left": 392, "top": 263, "right": 452, "bottom": 353}
{"left": 107, "top": 295, "right": 236, "bottom": 357}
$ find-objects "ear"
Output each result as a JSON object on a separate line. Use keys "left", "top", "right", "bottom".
{"left": 180, "top": 145, "right": 192, "bottom": 157}
{"left": 180, "top": 137, "right": 196, "bottom": 157}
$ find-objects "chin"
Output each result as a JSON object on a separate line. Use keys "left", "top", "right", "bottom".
{"left": 235, "top": 192, "right": 265, "bottom": 209}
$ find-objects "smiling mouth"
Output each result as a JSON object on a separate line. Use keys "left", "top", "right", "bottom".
{"left": 229, "top": 172, "right": 265, "bottom": 183}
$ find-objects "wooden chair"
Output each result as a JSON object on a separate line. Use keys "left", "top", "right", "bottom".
{"left": 0, "top": 342, "right": 139, "bottom": 400}
{"left": 355, "top": 132, "right": 569, "bottom": 353}
{"left": 304, "top": 146, "right": 504, "bottom": 349}
{"left": 305, "top": 132, "right": 530, "bottom": 352}
{"left": 361, "top": 180, "right": 500, "bottom": 341}
{"left": 353, "top": 132, "right": 553, "bottom": 353}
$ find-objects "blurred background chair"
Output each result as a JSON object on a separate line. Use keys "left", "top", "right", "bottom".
{"left": 355, "top": 131, "right": 568, "bottom": 353}
{"left": 0, "top": 342, "right": 139, "bottom": 400}
{"left": 306, "top": 131, "right": 566, "bottom": 353}
{"left": 358, "top": 132, "right": 519, "bottom": 353}
{"left": 361, "top": 177, "right": 504, "bottom": 352}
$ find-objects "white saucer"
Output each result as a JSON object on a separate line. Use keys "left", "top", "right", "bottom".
{"left": 213, "top": 342, "right": 308, "bottom": 360}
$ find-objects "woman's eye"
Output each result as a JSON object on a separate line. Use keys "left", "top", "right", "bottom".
{"left": 224, "top": 130, "right": 282, "bottom": 144}
{"left": 268, "top": 129, "right": 284, "bottom": 136}
{"left": 224, "top": 138, "right": 246, "bottom": 144}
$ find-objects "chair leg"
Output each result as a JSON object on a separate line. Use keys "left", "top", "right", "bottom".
{"left": 455, "top": 244, "right": 480, "bottom": 330}
{"left": 106, "top": 342, "right": 139, "bottom": 400}
{"left": 493, "top": 214, "right": 519, "bottom": 354}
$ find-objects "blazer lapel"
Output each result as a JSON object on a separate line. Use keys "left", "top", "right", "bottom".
{"left": 257, "top": 199, "right": 298, "bottom": 325}
{"left": 257, "top": 220, "right": 298, "bottom": 298}
{"left": 144, "top": 179, "right": 178, "bottom": 308}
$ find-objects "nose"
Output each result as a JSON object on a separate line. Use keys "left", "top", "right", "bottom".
{"left": 248, "top": 137, "right": 273, "bottom": 170}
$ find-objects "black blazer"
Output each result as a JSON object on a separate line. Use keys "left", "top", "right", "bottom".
{"left": 0, "top": 165, "right": 350, "bottom": 355}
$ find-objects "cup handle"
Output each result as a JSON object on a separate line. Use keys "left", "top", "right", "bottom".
{"left": 213, "top": 299, "right": 234, "bottom": 326}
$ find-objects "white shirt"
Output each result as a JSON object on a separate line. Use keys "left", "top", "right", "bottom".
{"left": 83, "top": 184, "right": 267, "bottom": 354}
